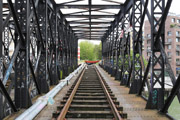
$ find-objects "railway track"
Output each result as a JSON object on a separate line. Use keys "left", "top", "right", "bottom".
{"left": 53, "top": 65, "right": 127, "bottom": 120}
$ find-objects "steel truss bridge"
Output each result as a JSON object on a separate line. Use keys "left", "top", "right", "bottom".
{"left": 0, "top": 0, "right": 179, "bottom": 119}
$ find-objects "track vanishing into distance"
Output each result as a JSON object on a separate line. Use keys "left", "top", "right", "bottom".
{"left": 52, "top": 65, "right": 127, "bottom": 120}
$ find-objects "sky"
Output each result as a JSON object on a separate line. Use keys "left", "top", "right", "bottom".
{"left": 78, "top": 40, "right": 101, "bottom": 45}
{"left": 169, "top": 0, "right": 180, "bottom": 14}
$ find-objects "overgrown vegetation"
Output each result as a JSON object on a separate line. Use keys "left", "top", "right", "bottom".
{"left": 79, "top": 41, "right": 102, "bottom": 61}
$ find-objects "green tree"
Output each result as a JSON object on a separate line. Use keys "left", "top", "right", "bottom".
{"left": 94, "top": 42, "right": 102, "bottom": 60}
{"left": 130, "top": 50, "right": 148, "bottom": 68}
{"left": 79, "top": 41, "right": 102, "bottom": 60}
{"left": 79, "top": 41, "right": 95, "bottom": 60}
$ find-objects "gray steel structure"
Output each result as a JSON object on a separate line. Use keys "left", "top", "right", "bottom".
{"left": 0, "top": 0, "right": 179, "bottom": 119}
{"left": 101, "top": 0, "right": 179, "bottom": 117}
{"left": 0, "top": 0, "right": 78, "bottom": 119}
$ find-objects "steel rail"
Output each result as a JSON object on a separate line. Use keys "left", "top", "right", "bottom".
{"left": 57, "top": 66, "right": 86, "bottom": 120}
{"left": 95, "top": 66, "right": 123, "bottom": 120}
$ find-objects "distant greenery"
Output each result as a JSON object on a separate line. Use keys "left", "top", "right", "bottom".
{"left": 79, "top": 41, "right": 102, "bottom": 61}
{"left": 130, "top": 50, "right": 148, "bottom": 67}
{"left": 94, "top": 43, "right": 102, "bottom": 60}
{"left": 79, "top": 41, "right": 147, "bottom": 68}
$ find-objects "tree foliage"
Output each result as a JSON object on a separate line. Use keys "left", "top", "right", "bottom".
{"left": 94, "top": 42, "right": 102, "bottom": 60}
{"left": 130, "top": 50, "right": 148, "bottom": 68}
{"left": 79, "top": 41, "right": 102, "bottom": 61}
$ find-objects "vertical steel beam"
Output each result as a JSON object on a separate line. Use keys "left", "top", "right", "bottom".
{"left": 14, "top": 0, "right": 32, "bottom": 108}
{"left": 146, "top": 0, "right": 165, "bottom": 109}
{"left": 61, "top": 16, "right": 65, "bottom": 79}
{"left": 120, "top": 12, "right": 131, "bottom": 85}
{"left": 37, "top": 1, "right": 49, "bottom": 93}
{"left": 111, "top": 25, "right": 116, "bottom": 76}
{"left": 115, "top": 23, "right": 123, "bottom": 80}
{"left": 89, "top": 0, "right": 91, "bottom": 40}
{"left": 136, "top": 0, "right": 150, "bottom": 95}
{"left": 0, "top": 0, "right": 3, "bottom": 118}
{"left": 129, "top": 0, "right": 143, "bottom": 94}
{"left": 45, "top": 0, "right": 49, "bottom": 86}
{"left": 3, "top": 27, "right": 10, "bottom": 68}
{"left": 49, "top": 9, "right": 58, "bottom": 85}
{"left": 114, "top": 25, "right": 119, "bottom": 77}
{"left": 108, "top": 30, "right": 112, "bottom": 74}
{"left": 55, "top": 8, "right": 59, "bottom": 84}
{"left": 119, "top": 11, "right": 125, "bottom": 82}
{"left": 56, "top": 16, "right": 60, "bottom": 80}
{"left": 64, "top": 22, "right": 68, "bottom": 76}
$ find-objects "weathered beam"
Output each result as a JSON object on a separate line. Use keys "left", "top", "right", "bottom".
{"left": 0, "top": 80, "right": 17, "bottom": 112}
{"left": 78, "top": 39, "right": 101, "bottom": 41}
{"left": 69, "top": 21, "right": 111, "bottom": 24}
{"left": 76, "top": 33, "right": 105, "bottom": 35}
{"left": 57, "top": 5, "right": 122, "bottom": 9}
{"left": 57, "top": 0, "right": 84, "bottom": 5}
{"left": 71, "top": 26, "right": 109, "bottom": 29}
{"left": 0, "top": 1, "right": 3, "bottom": 118}
{"left": 64, "top": 15, "right": 115, "bottom": 18}
{"left": 75, "top": 32, "right": 105, "bottom": 34}
{"left": 78, "top": 35, "right": 101, "bottom": 38}
{"left": 77, "top": 32, "right": 104, "bottom": 34}
{"left": 74, "top": 30, "right": 107, "bottom": 31}
{"left": 70, "top": 25, "right": 110, "bottom": 27}
{"left": 78, "top": 38, "right": 101, "bottom": 40}
{"left": 89, "top": 0, "right": 92, "bottom": 40}
{"left": 78, "top": 36, "right": 102, "bottom": 38}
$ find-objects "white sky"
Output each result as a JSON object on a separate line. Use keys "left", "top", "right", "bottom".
{"left": 169, "top": 0, "right": 180, "bottom": 14}
{"left": 78, "top": 40, "right": 101, "bottom": 45}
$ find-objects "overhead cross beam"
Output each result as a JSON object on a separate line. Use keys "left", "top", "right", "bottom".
{"left": 58, "top": 0, "right": 85, "bottom": 5}
{"left": 57, "top": 5, "right": 122, "bottom": 9}
{"left": 69, "top": 22, "right": 111, "bottom": 24}
{"left": 71, "top": 27, "right": 109, "bottom": 29}
{"left": 64, "top": 15, "right": 115, "bottom": 18}
{"left": 89, "top": 0, "right": 92, "bottom": 40}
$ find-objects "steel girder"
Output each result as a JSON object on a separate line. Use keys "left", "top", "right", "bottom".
{"left": 120, "top": 12, "right": 131, "bottom": 86}
{"left": 101, "top": 0, "right": 180, "bottom": 113}
{"left": 115, "top": 22, "right": 122, "bottom": 80}
{"left": 129, "top": 0, "right": 143, "bottom": 94}
{"left": 0, "top": 0, "right": 78, "bottom": 119}
{"left": 0, "top": 1, "right": 3, "bottom": 118}
{"left": 57, "top": 5, "right": 122, "bottom": 9}
{"left": 14, "top": 0, "right": 32, "bottom": 108}
{"left": 101, "top": 0, "right": 147, "bottom": 107}
{"left": 0, "top": 0, "right": 179, "bottom": 119}
{"left": 145, "top": 0, "right": 165, "bottom": 109}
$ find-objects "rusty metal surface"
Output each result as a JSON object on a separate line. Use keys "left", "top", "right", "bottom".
{"left": 53, "top": 65, "right": 126, "bottom": 119}
{"left": 57, "top": 68, "right": 86, "bottom": 120}
{"left": 96, "top": 65, "right": 170, "bottom": 120}
{"left": 95, "top": 66, "right": 123, "bottom": 120}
